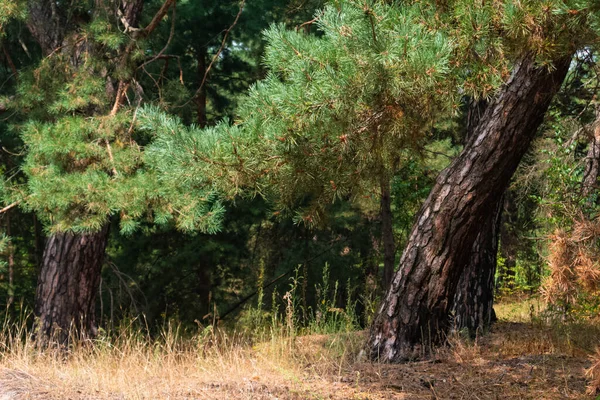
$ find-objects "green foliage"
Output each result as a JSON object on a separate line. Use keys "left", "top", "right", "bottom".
{"left": 239, "top": 262, "right": 359, "bottom": 340}
{"left": 0, "top": 233, "right": 9, "bottom": 275}
{"left": 147, "top": 0, "right": 460, "bottom": 228}
{"left": 0, "top": 0, "right": 25, "bottom": 37}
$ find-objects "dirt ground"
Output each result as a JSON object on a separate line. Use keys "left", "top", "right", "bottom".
{"left": 204, "top": 323, "right": 591, "bottom": 400}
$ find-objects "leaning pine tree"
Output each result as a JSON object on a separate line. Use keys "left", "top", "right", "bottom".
{"left": 368, "top": 0, "right": 600, "bottom": 361}
{"left": 143, "top": 0, "right": 600, "bottom": 360}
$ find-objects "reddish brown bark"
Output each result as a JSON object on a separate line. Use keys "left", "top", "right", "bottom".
{"left": 368, "top": 54, "right": 571, "bottom": 362}
{"left": 35, "top": 227, "right": 110, "bottom": 345}
{"left": 452, "top": 199, "right": 502, "bottom": 335}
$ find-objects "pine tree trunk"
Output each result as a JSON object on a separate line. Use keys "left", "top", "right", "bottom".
{"left": 367, "top": 54, "right": 570, "bottom": 362}
{"left": 451, "top": 199, "right": 501, "bottom": 335}
{"left": 582, "top": 109, "right": 600, "bottom": 200}
{"left": 451, "top": 99, "right": 499, "bottom": 336}
{"left": 196, "top": 46, "right": 208, "bottom": 128}
{"left": 35, "top": 226, "right": 109, "bottom": 345}
{"left": 381, "top": 178, "right": 395, "bottom": 290}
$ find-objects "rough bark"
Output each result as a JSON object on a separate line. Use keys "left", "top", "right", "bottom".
{"left": 451, "top": 199, "right": 501, "bottom": 335}
{"left": 452, "top": 98, "right": 500, "bottom": 336}
{"left": 26, "top": 0, "right": 66, "bottom": 55}
{"left": 381, "top": 178, "right": 395, "bottom": 290}
{"left": 368, "top": 54, "right": 571, "bottom": 362}
{"left": 35, "top": 226, "right": 110, "bottom": 345}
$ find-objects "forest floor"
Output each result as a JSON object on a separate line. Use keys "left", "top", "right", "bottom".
{"left": 0, "top": 295, "right": 596, "bottom": 399}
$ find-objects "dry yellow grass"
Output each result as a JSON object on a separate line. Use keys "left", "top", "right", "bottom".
{"left": 0, "top": 299, "right": 596, "bottom": 399}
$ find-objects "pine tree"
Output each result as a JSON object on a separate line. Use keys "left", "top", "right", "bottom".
{"left": 368, "top": 0, "right": 600, "bottom": 361}
{"left": 1, "top": 0, "right": 297, "bottom": 342}
{"left": 142, "top": 0, "right": 600, "bottom": 360}
{"left": 141, "top": 0, "right": 461, "bottom": 291}
{"left": 0, "top": 0, "right": 196, "bottom": 344}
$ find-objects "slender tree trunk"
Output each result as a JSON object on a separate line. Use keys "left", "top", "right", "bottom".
{"left": 196, "top": 46, "right": 208, "bottom": 128}
{"left": 197, "top": 264, "right": 211, "bottom": 319}
{"left": 6, "top": 213, "right": 14, "bottom": 307}
{"left": 35, "top": 226, "right": 109, "bottom": 345}
{"left": 582, "top": 108, "right": 600, "bottom": 200}
{"left": 380, "top": 178, "right": 395, "bottom": 290}
{"left": 367, "top": 54, "right": 571, "bottom": 362}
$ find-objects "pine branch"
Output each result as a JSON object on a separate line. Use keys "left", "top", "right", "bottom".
{"left": 0, "top": 201, "right": 21, "bottom": 215}
{"left": 117, "top": 7, "right": 140, "bottom": 34}
{"left": 112, "top": 0, "right": 177, "bottom": 115}
{"left": 141, "top": 0, "right": 176, "bottom": 38}
{"left": 137, "top": 1, "right": 177, "bottom": 70}
{"left": 110, "top": 81, "right": 130, "bottom": 116}
{"left": 104, "top": 139, "right": 119, "bottom": 177}
{"left": 295, "top": 11, "right": 323, "bottom": 32}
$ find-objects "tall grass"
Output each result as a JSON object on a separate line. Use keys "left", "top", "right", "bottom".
{"left": 0, "top": 263, "right": 365, "bottom": 399}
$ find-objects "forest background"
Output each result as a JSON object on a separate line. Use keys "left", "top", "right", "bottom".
{"left": 1, "top": 0, "right": 600, "bottom": 398}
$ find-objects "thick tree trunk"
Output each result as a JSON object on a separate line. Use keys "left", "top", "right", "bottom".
{"left": 451, "top": 199, "right": 501, "bottom": 335}
{"left": 380, "top": 178, "right": 395, "bottom": 290}
{"left": 367, "top": 54, "right": 570, "bottom": 362}
{"left": 452, "top": 99, "right": 500, "bottom": 336}
{"left": 35, "top": 226, "right": 109, "bottom": 345}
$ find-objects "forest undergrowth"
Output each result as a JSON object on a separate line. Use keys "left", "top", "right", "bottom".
{"left": 0, "top": 292, "right": 598, "bottom": 399}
